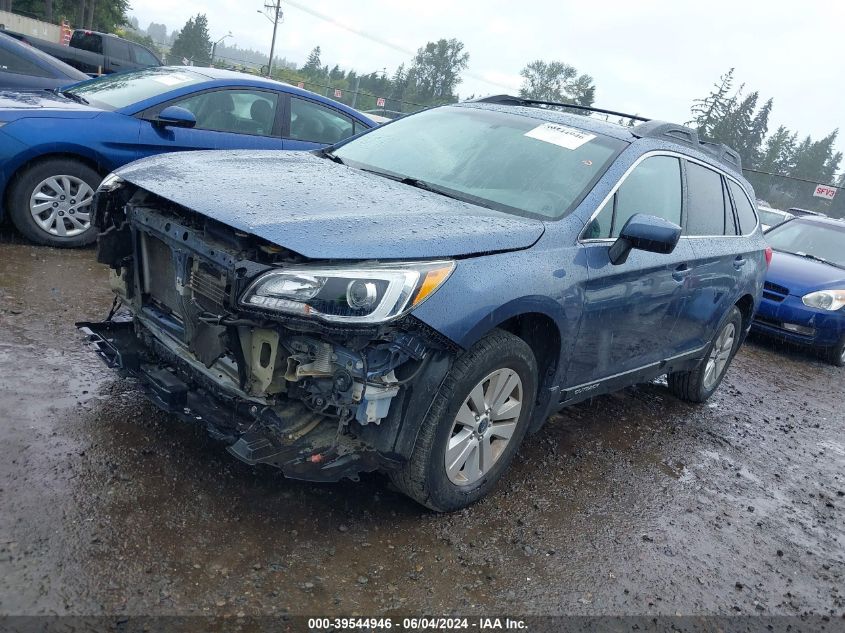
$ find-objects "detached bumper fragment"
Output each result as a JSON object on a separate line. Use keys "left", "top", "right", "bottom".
{"left": 76, "top": 319, "right": 389, "bottom": 482}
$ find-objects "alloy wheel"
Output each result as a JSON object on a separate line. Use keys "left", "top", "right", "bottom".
{"left": 703, "top": 322, "right": 736, "bottom": 390}
{"left": 444, "top": 368, "right": 523, "bottom": 486}
{"left": 29, "top": 175, "right": 95, "bottom": 238}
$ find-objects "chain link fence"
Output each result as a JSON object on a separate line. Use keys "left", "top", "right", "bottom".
{"left": 744, "top": 169, "right": 844, "bottom": 218}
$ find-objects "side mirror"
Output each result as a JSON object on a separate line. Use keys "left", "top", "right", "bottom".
{"left": 155, "top": 105, "right": 196, "bottom": 129}
{"left": 609, "top": 213, "right": 681, "bottom": 265}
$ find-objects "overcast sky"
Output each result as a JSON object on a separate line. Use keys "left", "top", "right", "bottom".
{"left": 130, "top": 0, "right": 843, "bottom": 164}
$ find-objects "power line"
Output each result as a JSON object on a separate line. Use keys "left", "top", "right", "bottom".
{"left": 282, "top": 0, "right": 519, "bottom": 93}
{"left": 742, "top": 167, "right": 840, "bottom": 189}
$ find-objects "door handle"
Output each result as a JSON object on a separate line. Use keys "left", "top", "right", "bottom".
{"left": 733, "top": 256, "right": 747, "bottom": 269}
{"left": 672, "top": 264, "right": 692, "bottom": 282}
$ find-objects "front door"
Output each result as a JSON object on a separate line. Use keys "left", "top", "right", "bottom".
{"left": 137, "top": 88, "right": 284, "bottom": 158}
{"left": 567, "top": 155, "right": 694, "bottom": 385}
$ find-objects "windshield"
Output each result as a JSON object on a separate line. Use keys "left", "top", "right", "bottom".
{"left": 67, "top": 67, "right": 206, "bottom": 110}
{"left": 333, "top": 106, "right": 627, "bottom": 219}
{"left": 765, "top": 220, "right": 845, "bottom": 267}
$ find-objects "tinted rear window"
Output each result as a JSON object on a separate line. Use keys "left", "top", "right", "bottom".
{"left": 686, "top": 162, "right": 727, "bottom": 236}
{"left": 70, "top": 32, "right": 103, "bottom": 54}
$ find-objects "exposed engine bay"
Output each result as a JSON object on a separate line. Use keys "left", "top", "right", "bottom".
{"left": 79, "top": 180, "right": 456, "bottom": 481}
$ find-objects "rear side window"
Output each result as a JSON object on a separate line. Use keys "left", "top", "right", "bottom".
{"left": 109, "top": 40, "right": 131, "bottom": 62}
{"left": 132, "top": 45, "right": 159, "bottom": 67}
{"left": 585, "top": 155, "right": 682, "bottom": 239}
{"left": 685, "top": 162, "right": 730, "bottom": 236}
{"left": 70, "top": 32, "right": 103, "bottom": 54}
{"left": 0, "top": 46, "right": 50, "bottom": 77}
{"left": 728, "top": 181, "right": 757, "bottom": 234}
{"left": 289, "top": 97, "right": 355, "bottom": 145}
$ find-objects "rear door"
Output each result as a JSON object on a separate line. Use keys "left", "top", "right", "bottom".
{"left": 567, "top": 154, "right": 696, "bottom": 385}
{"left": 685, "top": 162, "right": 757, "bottom": 347}
{"left": 136, "top": 88, "right": 285, "bottom": 157}
{"left": 105, "top": 39, "right": 132, "bottom": 73}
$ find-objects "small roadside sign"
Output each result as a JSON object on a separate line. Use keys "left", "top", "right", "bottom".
{"left": 813, "top": 185, "right": 837, "bottom": 200}
{"left": 376, "top": 97, "right": 386, "bottom": 107}
{"left": 334, "top": 88, "right": 342, "bottom": 98}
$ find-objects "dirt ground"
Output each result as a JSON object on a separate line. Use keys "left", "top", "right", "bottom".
{"left": 0, "top": 229, "right": 843, "bottom": 618}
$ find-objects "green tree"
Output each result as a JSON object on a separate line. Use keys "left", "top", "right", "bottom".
{"left": 146, "top": 22, "right": 168, "bottom": 44}
{"left": 689, "top": 69, "right": 735, "bottom": 138}
{"left": 301, "top": 46, "right": 322, "bottom": 77}
{"left": 518, "top": 60, "right": 595, "bottom": 106}
{"left": 407, "top": 38, "right": 469, "bottom": 103}
{"left": 9, "top": 0, "right": 127, "bottom": 30}
{"left": 168, "top": 14, "right": 211, "bottom": 65}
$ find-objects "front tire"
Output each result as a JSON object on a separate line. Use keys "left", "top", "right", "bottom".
{"left": 391, "top": 329, "right": 538, "bottom": 512}
{"left": 7, "top": 158, "right": 100, "bottom": 247}
{"left": 668, "top": 306, "right": 743, "bottom": 403}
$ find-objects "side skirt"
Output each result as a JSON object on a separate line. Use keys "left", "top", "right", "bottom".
{"left": 555, "top": 345, "right": 708, "bottom": 408}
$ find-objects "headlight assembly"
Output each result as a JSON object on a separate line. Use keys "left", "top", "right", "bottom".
{"left": 97, "top": 172, "right": 125, "bottom": 193}
{"left": 802, "top": 289, "right": 845, "bottom": 311}
{"left": 240, "top": 260, "right": 455, "bottom": 324}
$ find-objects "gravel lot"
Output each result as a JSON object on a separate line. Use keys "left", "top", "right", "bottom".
{"left": 0, "top": 231, "right": 843, "bottom": 618}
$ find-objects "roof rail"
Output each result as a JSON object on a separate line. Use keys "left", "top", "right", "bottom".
{"left": 472, "top": 95, "right": 651, "bottom": 123}
{"left": 474, "top": 95, "right": 744, "bottom": 172}
{"left": 632, "top": 120, "right": 743, "bottom": 171}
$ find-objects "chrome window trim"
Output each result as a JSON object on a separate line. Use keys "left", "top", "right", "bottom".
{"left": 578, "top": 149, "right": 759, "bottom": 243}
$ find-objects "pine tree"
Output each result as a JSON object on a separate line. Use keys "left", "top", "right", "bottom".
{"left": 168, "top": 14, "right": 211, "bottom": 65}
{"left": 689, "top": 69, "right": 735, "bottom": 137}
{"left": 301, "top": 47, "right": 322, "bottom": 77}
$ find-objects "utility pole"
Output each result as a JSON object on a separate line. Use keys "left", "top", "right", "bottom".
{"left": 258, "top": 0, "right": 282, "bottom": 78}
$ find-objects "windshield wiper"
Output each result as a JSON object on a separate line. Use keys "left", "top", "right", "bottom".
{"left": 315, "top": 147, "right": 344, "bottom": 165}
{"left": 359, "top": 167, "right": 488, "bottom": 206}
{"left": 58, "top": 90, "right": 89, "bottom": 105}
{"left": 794, "top": 251, "right": 830, "bottom": 264}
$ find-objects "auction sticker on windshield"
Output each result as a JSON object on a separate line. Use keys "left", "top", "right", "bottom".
{"left": 151, "top": 73, "right": 195, "bottom": 86}
{"left": 524, "top": 123, "right": 596, "bottom": 150}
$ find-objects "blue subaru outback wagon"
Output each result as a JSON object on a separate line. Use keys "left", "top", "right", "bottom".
{"left": 80, "top": 96, "right": 767, "bottom": 511}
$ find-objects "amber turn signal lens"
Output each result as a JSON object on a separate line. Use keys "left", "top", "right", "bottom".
{"left": 412, "top": 265, "right": 454, "bottom": 307}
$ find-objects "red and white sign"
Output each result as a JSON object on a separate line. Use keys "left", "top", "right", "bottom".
{"left": 297, "top": 81, "right": 305, "bottom": 89}
{"left": 334, "top": 88, "right": 342, "bottom": 98}
{"left": 376, "top": 97, "right": 386, "bottom": 108}
{"left": 60, "top": 20, "right": 72, "bottom": 46}
{"left": 813, "top": 185, "right": 837, "bottom": 200}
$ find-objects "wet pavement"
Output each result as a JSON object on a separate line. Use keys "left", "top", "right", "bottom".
{"left": 0, "top": 229, "right": 843, "bottom": 617}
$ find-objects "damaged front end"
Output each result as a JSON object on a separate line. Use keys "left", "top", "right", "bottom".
{"left": 79, "top": 176, "right": 457, "bottom": 482}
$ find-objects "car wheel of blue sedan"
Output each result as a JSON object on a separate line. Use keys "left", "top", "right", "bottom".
{"left": 391, "top": 329, "right": 537, "bottom": 512}
{"left": 668, "top": 306, "right": 743, "bottom": 403}
{"left": 826, "top": 336, "right": 845, "bottom": 367}
{"left": 8, "top": 158, "right": 100, "bottom": 248}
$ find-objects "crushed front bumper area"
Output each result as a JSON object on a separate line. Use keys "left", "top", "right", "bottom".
{"left": 78, "top": 319, "right": 393, "bottom": 482}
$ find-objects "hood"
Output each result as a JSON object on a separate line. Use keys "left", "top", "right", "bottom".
{"left": 767, "top": 250, "right": 845, "bottom": 296}
{"left": 116, "top": 151, "right": 546, "bottom": 260}
{"left": 0, "top": 90, "right": 100, "bottom": 120}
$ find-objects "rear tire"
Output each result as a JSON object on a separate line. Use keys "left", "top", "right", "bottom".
{"left": 391, "top": 329, "right": 537, "bottom": 512}
{"left": 668, "top": 306, "right": 743, "bottom": 403}
{"left": 7, "top": 158, "right": 100, "bottom": 247}
{"left": 825, "top": 336, "right": 845, "bottom": 367}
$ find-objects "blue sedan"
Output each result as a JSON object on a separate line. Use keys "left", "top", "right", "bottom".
{"left": 0, "top": 66, "right": 375, "bottom": 246}
{"left": 753, "top": 216, "right": 845, "bottom": 366}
